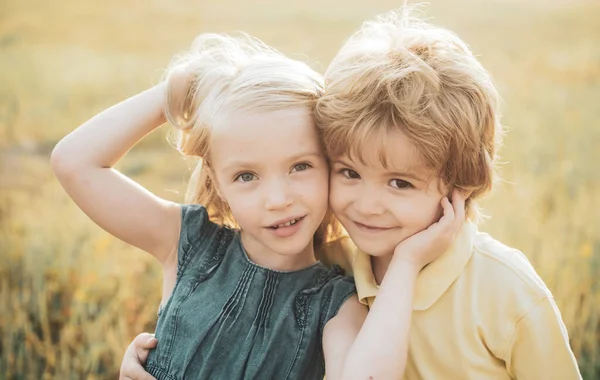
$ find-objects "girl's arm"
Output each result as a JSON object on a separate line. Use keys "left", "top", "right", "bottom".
{"left": 51, "top": 83, "right": 181, "bottom": 265}
{"left": 323, "top": 190, "right": 467, "bottom": 380}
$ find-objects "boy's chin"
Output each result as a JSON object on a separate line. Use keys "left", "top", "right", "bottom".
{"left": 351, "top": 238, "right": 395, "bottom": 258}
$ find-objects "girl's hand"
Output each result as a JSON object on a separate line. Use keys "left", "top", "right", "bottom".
{"left": 164, "top": 65, "right": 197, "bottom": 129}
{"left": 119, "top": 333, "right": 158, "bottom": 380}
{"left": 393, "top": 189, "right": 468, "bottom": 270}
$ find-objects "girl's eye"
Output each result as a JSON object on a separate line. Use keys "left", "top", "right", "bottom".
{"left": 292, "top": 163, "right": 311, "bottom": 172}
{"left": 340, "top": 168, "right": 360, "bottom": 179}
{"left": 390, "top": 179, "right": 413, "bottom": 189}
{"left": 235, "top": 173, "right": 257, "bottom": 182}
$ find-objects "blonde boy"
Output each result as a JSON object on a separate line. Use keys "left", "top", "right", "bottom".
{"left": 315, "top": 6, "right": 581, "bottom": 380}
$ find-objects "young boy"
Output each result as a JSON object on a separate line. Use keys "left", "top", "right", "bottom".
{"left": 121, "top": 6, "right": 582, "bottom": 380}
{"left": 314, "top": 6, "right": 581, "bottom": 380}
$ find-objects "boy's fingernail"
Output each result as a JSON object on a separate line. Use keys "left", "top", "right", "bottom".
{"left": 146, "top": 337, "right": 158, "bottom": 345}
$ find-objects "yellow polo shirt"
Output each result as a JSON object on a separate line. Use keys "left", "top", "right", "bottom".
{"left": 319, "top": 223, "right": 581, "bottom": 380}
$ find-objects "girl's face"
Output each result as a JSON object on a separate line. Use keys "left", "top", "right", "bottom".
{"left": 210, "top": 107, "right": 329, "bottom": 270}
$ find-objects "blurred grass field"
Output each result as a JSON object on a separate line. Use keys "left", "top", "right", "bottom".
{"left": 1, "top": 0, "right": 599, "bottom": 378}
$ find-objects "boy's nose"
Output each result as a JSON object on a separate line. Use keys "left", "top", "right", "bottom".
{"left": 353, "top": 187, "right": 385, "bottom": 216}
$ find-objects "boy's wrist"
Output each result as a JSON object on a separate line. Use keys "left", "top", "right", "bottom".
{"left": 390, "top": 254, "right": 424, "bottom": 273}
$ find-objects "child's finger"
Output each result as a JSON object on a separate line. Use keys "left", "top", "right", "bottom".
{"left": 121, "top": 365, "right": 158, "bottom": 380}
{"left": 451, "top": 189, "right": 466, "bottom": 214}
{"left": 131, "top": 333, "right": 157, "bottom": 362}
{"left": 439, "top": 196, "right": 455, "bottom": 230}
{"left": 451, "top": 189, "right": 468, "bottom": 233}
{"left": 134, "top": 371, "right": 157, "bottom": 380}
{"left": 133, "top": 333, "right": 158, "bottom": 349}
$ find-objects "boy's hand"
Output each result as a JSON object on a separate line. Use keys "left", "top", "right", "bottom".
{"left": 393, "top": 189, "right": 468, "bottom": 270}
{"left": 119, "top": 333, "right": 158, "bottom": 380}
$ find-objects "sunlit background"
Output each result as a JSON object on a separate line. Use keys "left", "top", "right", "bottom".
{"left": 1, "top": 0, "right": 598, "bottom": 378}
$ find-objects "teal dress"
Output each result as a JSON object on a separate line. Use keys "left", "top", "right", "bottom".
{"left": 145, "top": 204, "right": 356, "bottom": 380}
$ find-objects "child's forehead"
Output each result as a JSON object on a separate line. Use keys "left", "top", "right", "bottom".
{"left": 340, "top": 128, "right": 426, "bottom": 171}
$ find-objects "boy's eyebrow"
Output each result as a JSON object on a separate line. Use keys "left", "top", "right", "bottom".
{"left": 332, "top": 158, "right": 354, "bottom": 167}
{"left": 333, "top": 158, "right": 426, "bottom": 182}
{"left": 387, "top": 170, "right": 426, "bottom": 182}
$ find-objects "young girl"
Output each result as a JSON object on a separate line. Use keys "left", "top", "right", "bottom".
{"left": 54, "top": 33, "right": 464, "bottom": 380}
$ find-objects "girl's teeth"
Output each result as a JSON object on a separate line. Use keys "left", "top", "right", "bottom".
{"left": 277, "top": 218, "right": 299, "bottom": 228}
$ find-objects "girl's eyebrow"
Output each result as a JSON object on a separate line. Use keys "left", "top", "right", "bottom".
{"left": 221, "top": 150, "right": 322, "bottom": 172}
{"left": 287, "top": 151, "right": 323, "bottom": 162}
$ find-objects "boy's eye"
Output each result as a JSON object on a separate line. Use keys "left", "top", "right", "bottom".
{"left": 340, "top": 168, "right": 360, "bottom": 179}
{"left": 389, "top": 179, "right": 412, "bottom": 189}
{"left": 292, "top": 163, "right": 311, "bottom": 172}
{"left": 235, "top": 172, "right": 257, "bottom": 182}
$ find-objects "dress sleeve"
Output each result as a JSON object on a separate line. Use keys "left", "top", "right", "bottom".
{"left": 320, "top": 272, "right": 357, "bottom": 330}
{"left": 177, "top": 204, "right": 215, "bottom": 276}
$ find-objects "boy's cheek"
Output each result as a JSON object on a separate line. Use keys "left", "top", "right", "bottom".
{"left": 327, "top": 192, "right": 346, "bottom": 217}
{"left": 328, "top": 179, "right": 349, "bottom": 204}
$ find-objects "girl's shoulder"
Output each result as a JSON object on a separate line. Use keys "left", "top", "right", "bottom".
{"left": 177, "top": 204, "right": 234, "bottom": 277}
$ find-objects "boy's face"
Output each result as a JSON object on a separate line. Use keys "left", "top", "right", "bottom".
{"left": 329, "top": 129, "right": 449, "bottom": 257}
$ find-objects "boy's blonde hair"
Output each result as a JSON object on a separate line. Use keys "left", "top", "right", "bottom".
{"left": 315, "top": 6, "right": 503, "bottom": 220}
{"left": 163, "top": 33, "right": 340, "bottom": 247}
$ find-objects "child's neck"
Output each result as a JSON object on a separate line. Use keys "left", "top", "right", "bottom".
{"left": 240, "top": 232, "right": 317, "bottom": 272}
{"left": 371, "top": 253, "right": 394, "bottom": 285}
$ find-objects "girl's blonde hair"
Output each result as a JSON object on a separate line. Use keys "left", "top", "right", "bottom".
{"left": 315, "top": 6, "right": 503, "bottom": 221}
{"left": 164, "top": 33, "right": 341, "bottom": 247}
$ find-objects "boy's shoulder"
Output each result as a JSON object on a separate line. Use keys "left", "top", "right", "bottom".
{"left": 468, "top": 230, "right": 551, "bottom": 303}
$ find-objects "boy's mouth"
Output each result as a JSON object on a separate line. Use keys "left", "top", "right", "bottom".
{"left": 353, "top": 221, "right": 394, "bottom": 233}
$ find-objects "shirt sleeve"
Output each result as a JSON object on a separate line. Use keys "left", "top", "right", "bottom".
{"left": 505, "top": 296, "right": 582, "bottom": 380}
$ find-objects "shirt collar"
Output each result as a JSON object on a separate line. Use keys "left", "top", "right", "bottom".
{"left": 352, "top": 222, "right": 477, "bottom": 310}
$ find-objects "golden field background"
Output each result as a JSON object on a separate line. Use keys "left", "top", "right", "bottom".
{"left": 1, "top": 0, "right": 599, "bottom": 378}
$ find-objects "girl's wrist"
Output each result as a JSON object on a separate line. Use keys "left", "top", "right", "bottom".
{"left": 149, "top": 82, "right": 168, "bottom": 124}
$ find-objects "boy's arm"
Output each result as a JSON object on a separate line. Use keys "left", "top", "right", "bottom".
{"left": 323, "top": 260, "right": 419, "bottom": 380}
{"left": 505, "top": 296, "right": 582, "bottom": 380}
{"left": 51, "top": 83, "right": 181, "bottom": 265}
{"left": 322, "top": 296, "right": 369, "bottom": 380}
{"left": 120, "top": 333, "right": 158, "bottom": 380}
